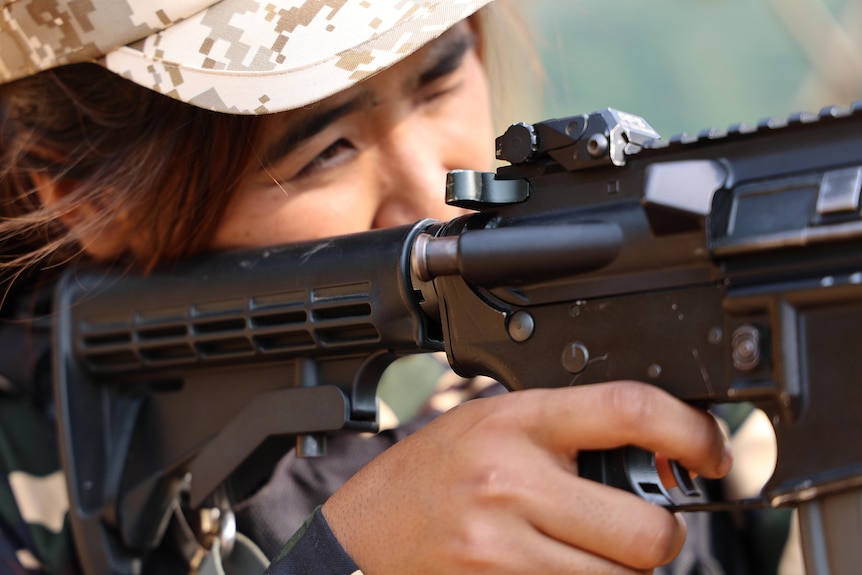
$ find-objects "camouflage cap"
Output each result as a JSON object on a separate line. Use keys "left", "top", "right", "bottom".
{"left": 0, "top": 0, "right": 493, "bottom": 114}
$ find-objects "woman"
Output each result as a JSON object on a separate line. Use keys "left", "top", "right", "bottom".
{"left": 0, "top": 1, "right": 733, "bottom": 573}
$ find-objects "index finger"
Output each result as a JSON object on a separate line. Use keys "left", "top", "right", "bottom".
{"left": 515, "top": 381, "right": 733, "bottom": 480}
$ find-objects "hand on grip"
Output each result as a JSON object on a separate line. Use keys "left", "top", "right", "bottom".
{"left": 322, "top": 381, "right": 733, "bottom": 574}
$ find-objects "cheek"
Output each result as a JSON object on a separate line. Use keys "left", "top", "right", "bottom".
{"left": 453, "top": 57, "right": 497, "bottom": 169}
{"left": 210, "top": 182, "right": 377, "bottom": 249}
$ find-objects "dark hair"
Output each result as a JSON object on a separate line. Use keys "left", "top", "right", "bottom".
{"left": 0, "top": 63, "right": 266, "bottom": 291}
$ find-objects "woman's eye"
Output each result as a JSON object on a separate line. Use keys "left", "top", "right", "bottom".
{"left": 294, "top": 138, "right": 357, "bottom": 179}
{"left": 419, "top": 60, "right": 467, "bottom": 104}
{"left": 422, "top": 79, "right": 463, "bottom": 104}
{"left": 417, "top": 32, "right": 474, "bottom": 104}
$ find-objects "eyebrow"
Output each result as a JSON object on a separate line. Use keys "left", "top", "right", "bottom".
{"left": 260, "top": 93, "right": 375, "bottom": 169}
{"left": 260, "top": 25, "right": 476, "bottom": 170}
{"left": 414, "top": 27, "right": 476, "bottom": 90}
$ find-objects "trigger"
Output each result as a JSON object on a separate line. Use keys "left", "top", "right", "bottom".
{"left": 656, "top": 454, "right": 701, "bottom": 497}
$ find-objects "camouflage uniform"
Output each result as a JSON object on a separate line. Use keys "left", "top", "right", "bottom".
{"left": 0, "top": 282, "right": 77, "bottom": 574}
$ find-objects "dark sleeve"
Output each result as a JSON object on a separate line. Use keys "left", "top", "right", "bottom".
{"left": 264, "top": 507, "right": 361, "bottom": 575}
{"left": 0, "top": 525, "right": 44, "bottom": 575}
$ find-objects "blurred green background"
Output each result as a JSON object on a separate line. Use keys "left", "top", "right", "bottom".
{"left": 526, "top": 0, "right": 862, "bottom": 139}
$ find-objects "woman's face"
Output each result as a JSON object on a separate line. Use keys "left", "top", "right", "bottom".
{"left": 210, "top": 21, "right": 495, "bottom": 250}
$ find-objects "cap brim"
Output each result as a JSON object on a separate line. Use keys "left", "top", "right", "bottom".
{"left": 102, "top": 0, "right": 492, "bottom": 115}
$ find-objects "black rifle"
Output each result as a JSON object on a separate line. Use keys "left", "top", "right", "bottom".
{"left": 54, "top": 105, "right": 862, "bottom": 574}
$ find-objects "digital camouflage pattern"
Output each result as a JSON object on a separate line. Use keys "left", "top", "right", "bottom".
{"left": 0, "top": 396, "right": 76, "bottom": 575}
{"left": 0, "top": 0, "right": 492, "bottom": 114}
{"left": 0, "top": 285, "right": 77, "bottom": 575}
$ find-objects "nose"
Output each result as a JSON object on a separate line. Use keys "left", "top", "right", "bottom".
{"left": 370, "top": 120, "right": 468, "bottom": 229}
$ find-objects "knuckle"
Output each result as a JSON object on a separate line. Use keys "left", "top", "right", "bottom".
{"left": 605, "top": 381, "right": 658, "bottom": 429}
{"left": 445, "top": 520, "right": 507, "bottom": 573}
{"left": 471, "top": 464, "right": 525, "bottom": 508}
{"left": 628, "top": 512, "right": 683, "bottom": 568}
{"left": 460, "top": 394, "right": 509, "bottom": 426}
